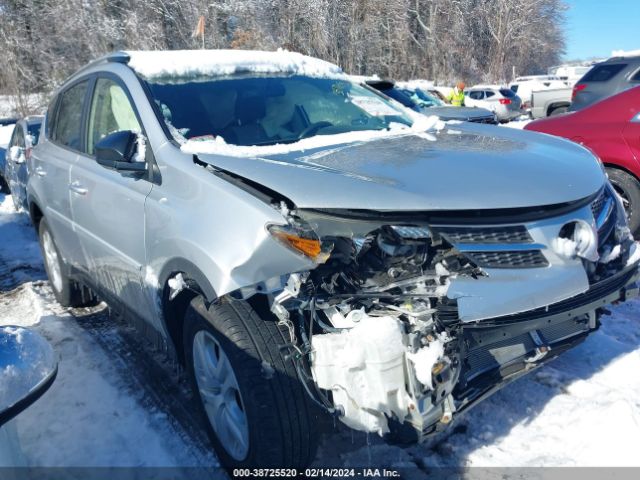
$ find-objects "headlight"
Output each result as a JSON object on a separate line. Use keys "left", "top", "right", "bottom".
{"left": 267, "top": 222, "right": 333, "bottom": 263}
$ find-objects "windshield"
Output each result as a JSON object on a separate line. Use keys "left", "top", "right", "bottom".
{"left": 146, "top": 75, "right": 413, "bottom": 146}
{"left": 402, "top": 88, "right": 444, "bottom": 108}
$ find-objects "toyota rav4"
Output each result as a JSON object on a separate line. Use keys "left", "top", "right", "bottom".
{"left": 27, "top": 50, "right": 640, "bottom": 469}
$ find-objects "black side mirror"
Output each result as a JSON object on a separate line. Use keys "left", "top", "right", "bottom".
{"left": 95, "top": 130, "right": 146, "bottom": 172}
{"left": 0, "top": 326, "right": 57, "bottom": 427}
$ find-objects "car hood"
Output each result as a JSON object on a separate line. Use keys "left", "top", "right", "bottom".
{"left": 196, "top": 123, "right": 605, "bottom": 211}
{"left": 420, "top": 106, "right": 494, "bottom": 121}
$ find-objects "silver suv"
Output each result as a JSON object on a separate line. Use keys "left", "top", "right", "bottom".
{"left": 28, "top": 50, "right": 640, "bottom": 469}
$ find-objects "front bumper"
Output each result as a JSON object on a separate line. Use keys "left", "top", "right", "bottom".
{"left": 423, "top": 263, "right": 640, "bottom": 436}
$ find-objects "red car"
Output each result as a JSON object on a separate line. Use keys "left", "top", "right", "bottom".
{"left": 525, "top": 86, "right": 640, "bottom": 235}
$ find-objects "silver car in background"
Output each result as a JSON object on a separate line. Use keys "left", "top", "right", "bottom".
{"left": 27, "top": 50, "right": 640, "bottom": 469}
{"left": 465, "top": 85, "right": 523, "bottom": 122}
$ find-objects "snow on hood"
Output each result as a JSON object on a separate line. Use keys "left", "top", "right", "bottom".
{"left": 126, "top": 49, "right": 346, "bottom": 82}
{"left": 195, "top": 122, "right": 605, "bottom": 211}
{"left": 181, "top": 115, "right": 445, "bottom": 158}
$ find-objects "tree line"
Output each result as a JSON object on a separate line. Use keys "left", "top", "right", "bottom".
{"left": 0, "top": 0, "right": 566, "bottom": 115}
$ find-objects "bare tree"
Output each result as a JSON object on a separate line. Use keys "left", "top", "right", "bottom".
{"left": 0, "top": 0, "right": 567, "bottom": 115}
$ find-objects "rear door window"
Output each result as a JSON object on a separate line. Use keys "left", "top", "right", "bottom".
{"left": 581, "top": 64, "right": 626, "bottom": 82}
{"left": 53, "top": 80, "right": 89, "bottom": 151}
{"left": 468, "top": 91, "right": 483, "bottom": 100}
{"left": 9, "top": 125, "right": 25, "bottom": 148}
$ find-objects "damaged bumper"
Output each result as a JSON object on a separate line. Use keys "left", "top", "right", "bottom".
{"left": 234, "top": 178, "right": 639, "bottom": 441}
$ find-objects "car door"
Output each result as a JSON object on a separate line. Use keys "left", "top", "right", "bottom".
{"left": 69, "top": 75, "right": 153, "bottom": 320}
{"left": 30, "top": 80, "right": 90, "bottom": 267}
{"left": 623, "top": 111, "right": 640, "bottom": 163}
{"left": 466, "top": 90, "right": 483, "bottom": 107}
{"left": 5, "top": 124, "right": 24, "bottom": 193}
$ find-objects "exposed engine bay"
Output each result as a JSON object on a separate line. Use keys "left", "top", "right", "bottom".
{"left": 235, "top": 185, "right": 640, "bottom": 440}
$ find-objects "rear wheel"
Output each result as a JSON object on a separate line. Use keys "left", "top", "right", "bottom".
{"left": 183, "top": 296, "right": 319, "bottom": 469}
{"left": 548, "top": 105, "right": 568, "bottom": 116}
{"left": 38, "top": 218, "right": 95, "bottom": 307}
{"left": 607, "top": 167, "right": 640, "bottom": 236}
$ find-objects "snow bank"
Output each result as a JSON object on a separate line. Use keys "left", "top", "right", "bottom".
{"left": 126, "top": 49, "right": 345, "bottom": 81}
{"left": 181, "top": 114, "right": 445, "bottom": 158}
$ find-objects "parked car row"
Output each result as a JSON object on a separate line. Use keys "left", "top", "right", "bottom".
{"left": 1, "top": 49, "right": 639, "bottom": 471}
{"left": 366, "top": 79, "right": 498, "bottom": 123}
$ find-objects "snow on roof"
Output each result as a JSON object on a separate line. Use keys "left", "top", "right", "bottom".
{"left": 125, "top": 49, "right": 346, "bottom": 81}
{"left": 396, "top": 79, "right": 435, "bottom": 91}
{"left": 611, "top": 49, "right": 640, "bottom": 58}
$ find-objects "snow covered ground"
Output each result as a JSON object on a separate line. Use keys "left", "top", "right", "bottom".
{"left": 1, "top": 184, "right": 640, "bottom": 474}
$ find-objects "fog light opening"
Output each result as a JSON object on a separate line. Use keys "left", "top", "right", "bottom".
{"left": 553, "top": 220, "right": 599, "bottom": 262}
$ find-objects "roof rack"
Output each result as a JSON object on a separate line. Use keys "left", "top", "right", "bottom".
{"left": 72, "top": 51, "right": 131, "bottom": 77}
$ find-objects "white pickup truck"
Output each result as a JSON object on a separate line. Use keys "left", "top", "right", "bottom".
{"left": 529, "top": 87, "right": 573, "bottom": 118}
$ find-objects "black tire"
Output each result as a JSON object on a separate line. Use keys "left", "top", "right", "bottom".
{"left": 0, "top": 174, "right": 9, "bottom": 194}
{"left": 548, "top": 105, "right": 568, "bottom": 116}
{"left": 607, "top": 167, "right": 640, "bottom": 236}
{"left": 38, "top": 217, "right": 95, "bottom": 307}
{"left": 183, "top": 296, "right": 319, "bottom": 469}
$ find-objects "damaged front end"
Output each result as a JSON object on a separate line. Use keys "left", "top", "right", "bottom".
{"left": 236, "top": 182, "right": 640, "bottom": 441}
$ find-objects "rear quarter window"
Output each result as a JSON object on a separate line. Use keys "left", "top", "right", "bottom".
{"left": 581, "top": 64, "right": 626, "bottom": 82}
{"left": 52, "top": 80, "right": 89, "bottom": 151}
{"left": 631, "top": 68, "right": 640, "bottom": 82}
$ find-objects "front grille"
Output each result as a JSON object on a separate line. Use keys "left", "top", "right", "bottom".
{"left": 465, "top": 332, "right": 535, "bottom": 378}
{"left": 437, "top": 225, "right": 532, "bottom": 244}
{"left": 539, "top": 318, "right": 590, "bottom": 343}
{"left": 469, "top": 116, "right": 497, "bottom": 124}
{"left": 463, "top": 318, "right": 588, "bottom": 381}
{"left": 591, "top": 189, "right": 607, "bottom": 219}
{"left": 466, "top": 250, "right": 549, "bottom": 269}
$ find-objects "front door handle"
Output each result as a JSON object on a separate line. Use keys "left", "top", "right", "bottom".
{"left": 69, "top": 181, "right": 88, "bottom": 195}
{"left": 34, "top": 167, "right": 46, "bottom": 177}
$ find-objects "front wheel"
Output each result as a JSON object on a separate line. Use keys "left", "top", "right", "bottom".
{"left": 607, "top": 167, "right": 640, "bottom": 237}
{"left": 183, "top": 296, "right": 319, "bottom": 469}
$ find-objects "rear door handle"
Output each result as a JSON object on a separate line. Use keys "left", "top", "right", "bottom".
{"left": 69, "top": 181, "right": 88, "bottom": 195}
{"left": 35, "top": 167, "right": 46, "bottom": 177}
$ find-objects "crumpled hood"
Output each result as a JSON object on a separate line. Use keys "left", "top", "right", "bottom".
{"left": 197, "top": 123, "right": 605, "bottom": 211}
{"left": 421, "top": 106, "right": 494, "bottom": 121}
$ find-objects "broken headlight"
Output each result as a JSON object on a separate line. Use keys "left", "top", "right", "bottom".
{"left": 267, "top": 221, "right": 333, "bottom": 263}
